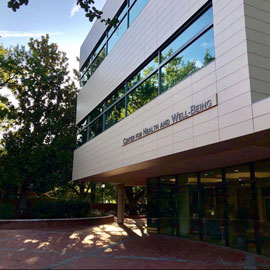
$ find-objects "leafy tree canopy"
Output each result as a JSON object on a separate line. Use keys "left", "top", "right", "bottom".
{"left": 7, "top": 0, "right": 118, "bottom": 25}
{"left": 0, "top": 35, "right": 78, "bottom": 215}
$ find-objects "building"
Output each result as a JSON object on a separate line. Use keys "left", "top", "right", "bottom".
{"left": 73, "top": 0, "right": 270, "bottom": 256}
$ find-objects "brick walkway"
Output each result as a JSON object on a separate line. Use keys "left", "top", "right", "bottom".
{"left": 0, "top": 218, "right": 269, "bottom": 269}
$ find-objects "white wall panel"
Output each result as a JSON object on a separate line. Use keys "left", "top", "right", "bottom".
{"left": 72, "top": 0, "right": 268, "bottom": 182}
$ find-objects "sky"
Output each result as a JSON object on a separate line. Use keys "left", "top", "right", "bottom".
{"left": 0, "top": 0, "right": 107, "bottom": 74}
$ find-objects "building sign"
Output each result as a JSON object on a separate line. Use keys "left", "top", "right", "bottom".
{"left": 123, "top": 94, "right": 218, "bottom": 146}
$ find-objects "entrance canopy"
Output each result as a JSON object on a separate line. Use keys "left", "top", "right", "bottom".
{"left": 77, "top": 129, "right": 270, "bottom": 186}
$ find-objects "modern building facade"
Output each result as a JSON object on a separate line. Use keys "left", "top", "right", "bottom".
{"left": 73, "top": 0, "right": 270, "bottom": 256}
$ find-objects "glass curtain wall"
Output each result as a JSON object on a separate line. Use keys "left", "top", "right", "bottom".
{"left": 80, "top": 0, "right": 150, "bottom": 86}
{"left": 147, "top": 160, "right": 270, "bottom": 256}
{"left": 76, "top": 4, "right": 215, "bottom": 148}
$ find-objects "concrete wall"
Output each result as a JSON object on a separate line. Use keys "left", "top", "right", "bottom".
{"left": 73, "top": 0, "right": 270, "bottom": 182}
{"left": 244, "top": 0, "right": 270, "bottom": 103}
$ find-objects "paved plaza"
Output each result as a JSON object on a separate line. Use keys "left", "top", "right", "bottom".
{"left": 0, "top": 219, "right": 269, "bottom": 269}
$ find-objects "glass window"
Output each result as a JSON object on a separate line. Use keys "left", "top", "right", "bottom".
{"left": 129, "top": 0, "right": 149, "bottom": 25}
{"left": 77, "top": 117, "right": 88, "bottom": 132}
{"left": 128, "top": 55, "right": 159, "bottom": 89}
{"left": 129, "top": 0, "right": 136, "bottom": 7}
{"left": 201, "top": 170, "right": 225, "bottom": 245}
{"left": 92, "top": 36, "right": 107, "bottom": 60}
{"left": 127, "top": 72, "right": 158, "bottom": 116}
{"left": 226, "top": 165, "right": 256, "bottom": 253}
{"left": 89, "top": 116, "right": 103, "bottom": 140}
{"left": 159, "top": 177, "right": 177, "bottom": 236}
{"left": 105, "top": 85, "right": 126, "bottom": 108}
{"left": 147, "top": 178, "right": 159, "bottom": 232}
{"left": 161, "top": 28, "right": 215, "bottom": 93}
{"left": 92, "top": 46, "right": 106, "bottom": 74}
{"left": 89, "top": 105, "right": 103, "bottom": 122}
{"left": 255, "top": 160, "right": 270, "bottom": 257}
{"left": 105, "top": 98, "right": 126, "bottom": 130}
{"left": 77, "top": 127, "right": 88, "bottom": 147}
{"left": 108, "top": 15, "right": 128, "bottom": 53}
{"left": 178, "top": 173, "right": 199, "bottom": 240}
{"left": 118, "top": 3, "right": 128, "bottom": 22}
{"left": 161, "top": 7, "right": 213, "bottom": 62}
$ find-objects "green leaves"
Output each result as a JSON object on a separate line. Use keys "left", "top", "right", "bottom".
{"left": 0, "top": 36, "right": 78, "bottom": 206}
{"left": 7, "top": 0, "right": 29, "bottom": 12}
{"left": 7, "top": 0, "right": 117, "bottom": 26}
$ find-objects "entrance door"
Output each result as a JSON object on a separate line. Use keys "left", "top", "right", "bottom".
{"left": 201, "top": 169, "right": 225, "bottom": 245}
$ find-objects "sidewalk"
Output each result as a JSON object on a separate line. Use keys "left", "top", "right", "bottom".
{"left": 0, "top": 218, "right": 269, "bottom": 269}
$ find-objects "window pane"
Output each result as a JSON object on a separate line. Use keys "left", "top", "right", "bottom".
{"left": 127, "top": 72, "right": 158, "bottom": 116}
{"left": 108, "top": 15, "right": 128, "bottom": 53}
{"left": 161, "top": 28, "right": 215, "bottom": 93}
{"left": 77, "top": 117, "right": 88, "bottom": 132}
{"left": 118, "top": 3, "right": 128, "bottom": 22}
{"left": 77, "top": 127, "right": 88, "bottom": 147}
{"left": 226, "top": 165, "right": 256, "bottom": 253}
{"left": 92, "top": 46, "right": 106, "bottom": 74}
{"left": 201, "top": 170, "right": 225, "bottom": 245}
{"left": 178, "top": 173, "right": 199, "bottom": 240}
{"left": 105, "top": 98, "right": 126, "bottom": 129}
{"left": 129, "top": 0, "right": 149, "bottom": 25}
{"left": 161, "top": 7, "right": 213, "bottom": 62}
{"left": 255, "top": 160, "right": 270, "bottom": 257}
{"left": 129, "top": 0, "right": 136, "bottom": 7}
{"left": 89, "top": 116, "right": 103, "bottom": 139}
{"left": 105, "top": 86, "right": 126, "bottom": 108}
{"left": 128, "top": 55, "right": 159, "bottom": 89}
{"left": 92, "top": 36, "right": 107, "bottom": 60}
{"left": 80, "top": 66, "right": 92, "bottom": 87}
{"left": 90, "top": 105, "right": 103, "bottom": 122}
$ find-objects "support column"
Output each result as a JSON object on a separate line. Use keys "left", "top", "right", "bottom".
{"left": 117, "top": 185, "right": 125, "bottom": 224}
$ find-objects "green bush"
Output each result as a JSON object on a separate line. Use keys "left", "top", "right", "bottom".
{"left": 0, "top": 203, "right": 16, "bottom": 219}
{"left": 32, "top": 199, "right": 91, "bottom": 219}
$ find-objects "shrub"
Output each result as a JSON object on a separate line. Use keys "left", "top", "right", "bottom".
{"left": 31, "top": 199, "right": 91, "bottom": 219}
{"left": 0, "top": 203, "right": 16, "bottom": 219}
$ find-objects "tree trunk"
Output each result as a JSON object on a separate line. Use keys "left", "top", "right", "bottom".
{"left": 125, "top": 187, "right": 139, "bottom": 215}
{"left": 18, "top": 184, "right": 27, "bottom": 217}
{"left": 90, "top": 182, "right": 96, "bottom": 204}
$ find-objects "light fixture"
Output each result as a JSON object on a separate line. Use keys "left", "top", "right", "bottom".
{"left": 234, "top": 169, "right": 239, "bottom": 172}
{"left": 101, "top": 183, "right": 105, "bottom": 189}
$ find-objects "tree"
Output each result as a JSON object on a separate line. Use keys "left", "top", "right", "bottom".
{"left": 7, "top": 0, "right": 118, "bottom": 25}
{"left": 125, "top": 186, "right": 146, "bottom": 215}
{"left": 0, "top": 35, "right": 78, "bottom": 216}
{"left": 0, "top": 45, "right": 24, "bottom": 123}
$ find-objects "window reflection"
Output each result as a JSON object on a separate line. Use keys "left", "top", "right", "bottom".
{"left": 161, "top": 28, "right": 215, "bottom": 93}
{"left": 161, "top": 7, "right": 213, "bottom": 62}
{"left": 105, "top": 86, "right": 126, "bottom": 108}
{"left": 128, "top": 56, "right": 159, "bottom": 89}
{"left": 105, "top": 98, "right": 126, "bottom": 130}
{"left": 89, "top": 116, "right": 103, "bottom": 140}
{"left": 255, "top": 160, "right": 270, "bottom": 257}
{"left": 178, "top": 173, "right": 199, "bottom": 239}
{"left": 129, "top": 0, "right": 149, "bottom": 25}
{"left": 108, "top": 16, "right": 128, "bottom": 53}
{"left": 77, "top": 128, "right": 88, "bottom": 147}
{"left": 226, "top": 165, "right": 256, "bottom": 253}
{"left": 89, "top": 105, "right": 103, "bottom": 122}
{"left": 77, "top": 6, "right": 214, "bottom": 148}
{"left": 92, "top": 46, "right": 106, "bottom": 74}
{"left": 127, "top": 72, "right": 158, "bottom": 116}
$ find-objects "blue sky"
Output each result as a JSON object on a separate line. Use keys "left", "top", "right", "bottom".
{"left": 0, "top": 0, "right": 106, "bottom": 73}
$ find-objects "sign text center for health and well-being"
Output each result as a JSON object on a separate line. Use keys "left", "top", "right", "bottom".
{"left": 123, "top": 95, "right": 217, "bottom": 146}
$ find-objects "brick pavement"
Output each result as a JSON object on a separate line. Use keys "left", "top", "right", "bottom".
{"left": 0, "top": 218, "right": 269, "bottom": 269}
